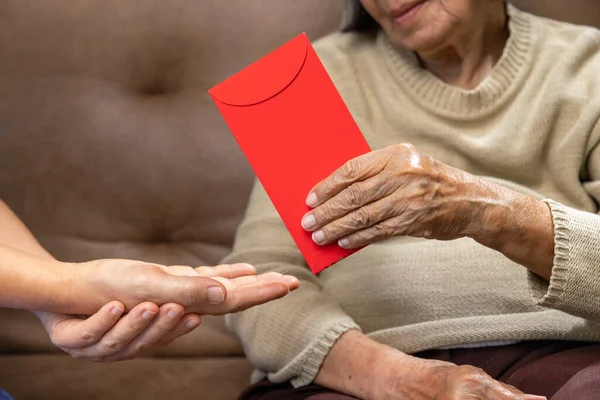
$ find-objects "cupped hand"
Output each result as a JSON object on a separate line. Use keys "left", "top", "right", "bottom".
{"left": 36, "top": 300, "right": 201, "bottom": 362}
{"left": 384, "top": 357, "right": 547, "bottom": 400}
{"left": 301, "top": 143, "right": 509, "bottom": 249}
{"left": 74, "top": 261, "right": 299, "bottom": 316}
{"left": 37, "top": 263, "right": 299, "bottom": 362}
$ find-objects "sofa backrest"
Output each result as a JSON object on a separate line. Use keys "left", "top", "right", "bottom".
{"left": 1, "top": 0, "right": 599, "bottom": 357}
{"left": 0, "top": 0, "right": 343, "bottom": 356}
{"left": 0, "top": 0, "right": 598, "bottom": 275}
{"left": 511, "top": 0, "right": 600, "bottom": 28}
{"left": 0, "top": 0, "right": 344, "bottom": 267}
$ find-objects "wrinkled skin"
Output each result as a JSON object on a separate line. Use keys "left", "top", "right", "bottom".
{"left": 302, "top": 143, "right": 509, "bottom": 248}
{"left": 385, "top": 357, "right": 546, "bottom": 400}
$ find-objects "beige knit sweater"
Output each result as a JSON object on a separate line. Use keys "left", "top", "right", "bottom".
{"left": 224, "top": 5, "right": 600, "bottom": 388}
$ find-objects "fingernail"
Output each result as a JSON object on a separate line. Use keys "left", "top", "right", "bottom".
{"left": 338, "top": 238, "right": 350, "bottom": 248}
{"left": 186, "top": 319, "right": 201, "bottom": 329}
{"left": 306, "top": 192, "right": 318, "bottom": 207}
{"left": 312, "top": 230, "right": 325, "bottom": 244}
{"left": 301, "top": 214, "right": 316, "bottom": 230}
{"left": 167, "top": 309, "right": 181, "bottom": 320}
{"left": 232, "top": 263, "right": 255, "bottom": 273}
{"left": 282, "top": 276, "right": 299, "bottom": 286}
{"left": 142, "top": 310, "right": 156, "bottom": 320}
{"left": 207, "top": 287, "right": 225, "bottom": 304}
{"left": 111, "top": 306, "right": 124, "bottom": 316}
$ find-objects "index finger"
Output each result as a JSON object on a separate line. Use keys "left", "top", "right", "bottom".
{"left": 52, "top": 301, "right": 125, "bottom": 350}
{"left": 195, "top": 263, "right": 256, "bottom": 279}
{"left": 216, "top": 280, "right": 295, "bottom": 314}
{"left": 306, "top": 152, "right": 385, "bottom": 208}
{"left": 190, "top": 276, "right": 299, "bottom": 315}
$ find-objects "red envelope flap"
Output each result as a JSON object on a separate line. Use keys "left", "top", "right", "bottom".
{"left": 209, "top": 33, "right": 309, "bottom": 106}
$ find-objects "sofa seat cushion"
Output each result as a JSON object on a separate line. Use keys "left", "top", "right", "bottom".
{"left": 0, "top": 354, "right": 253, "bottom": 400}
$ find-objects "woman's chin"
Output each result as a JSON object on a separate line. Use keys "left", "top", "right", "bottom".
{"left": 388, "top": 33, "right": 438, "bottom": 53}
{"left": 386, "top": 25, "right": 450, "bottom": 54}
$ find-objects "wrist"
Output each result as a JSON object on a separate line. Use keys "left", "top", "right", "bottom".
{"left": 67, "top": 259, "right": 105, "bottom": 314}
{"left": 315, "top": 330, "right": 411, "bottom": 400}
{"left": 371, "top": 351, "right": 418, "bottom": 400}
{"left": 49, "top": 260, "right": 80, "bottom": 313}
{"left": 23, "top": 256, "right": 78, "bottom": 313}
{"left": 472, "top": 185, "right": 554, "bottom": 278}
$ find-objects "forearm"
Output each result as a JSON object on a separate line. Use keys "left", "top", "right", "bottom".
{"left": 0, "top": 243, "right": 79, "bottom": 311}
{"left": 471, "top": 183, "right": 555, "bottom": 280}
{"left": 315, "top": 330, "right": 415, "bottom": 400}
{"left": 0, "top": 200, "right": 82, "bottom": 312}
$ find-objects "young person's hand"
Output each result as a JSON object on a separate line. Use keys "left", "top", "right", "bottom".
{"left": 36, "top": 263, "right": 299, "bottom": 362}
{"left": 70, "top": 260, "right": 299, "bottom": 316}
{"left": 35, "top": 300, "right": 200, "bottom": 362}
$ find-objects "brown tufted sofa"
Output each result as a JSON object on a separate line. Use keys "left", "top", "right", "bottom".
{"left": 0, "top": 1, "right": 599, "bottom": 399}
{"left": 0, "top": 1, "right": 343, "bottom": 399}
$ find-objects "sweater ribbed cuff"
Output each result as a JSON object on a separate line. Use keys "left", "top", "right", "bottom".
{"left": 290, "top": 321, "right": 361, "bottom": 388}
{"left": 528, "top": 199, "right": 600, "bottom": 321}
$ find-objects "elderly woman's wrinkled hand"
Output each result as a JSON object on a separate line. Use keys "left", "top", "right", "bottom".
{"left": 302, "top": 143, "right": 509, "bottom": 249}
{"left": 388, "top": 357, "right": 547, "bottom": 400}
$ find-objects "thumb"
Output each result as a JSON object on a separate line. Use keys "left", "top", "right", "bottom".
{"left": 149, "top": 274, "right": 227, "bottom": 309}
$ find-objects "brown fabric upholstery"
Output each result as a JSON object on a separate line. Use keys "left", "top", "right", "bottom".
{"left": 0, "top": 0, "right": 598, "bottom": 399}
{"left": 510, "top": 0, "right": 600, "bottom": 28}
{"left": 0, "top": 355, "right": 254, "bottom": 400}
{"left": 0, "top": 1, "right": 342, "bottom": 399}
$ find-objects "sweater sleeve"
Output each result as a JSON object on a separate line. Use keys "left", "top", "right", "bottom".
{"left": 222, "top": 180, "right": 360, "bottom": 387}
{"left": 528, "top": 122, "right": 600, "bottom": 321}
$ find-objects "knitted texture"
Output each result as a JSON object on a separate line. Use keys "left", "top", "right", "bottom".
{"left": 224, "top": 5, "right": 600, "bottom": 387}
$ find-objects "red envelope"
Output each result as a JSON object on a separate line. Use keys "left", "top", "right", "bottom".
{"left": 209, "top": 33, "right": 371, "bottom": 274}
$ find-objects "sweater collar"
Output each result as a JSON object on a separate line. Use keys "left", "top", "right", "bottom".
{"left": 377, "top": 4, "right": 535, "bottom": 120}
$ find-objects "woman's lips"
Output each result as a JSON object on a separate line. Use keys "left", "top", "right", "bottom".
{"left": 390, "top": 0, "right": 426, "bottom": 24}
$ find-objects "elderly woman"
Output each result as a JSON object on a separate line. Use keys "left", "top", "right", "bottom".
{"left": 225, "top": 0, "right": 600, "bottom": 399}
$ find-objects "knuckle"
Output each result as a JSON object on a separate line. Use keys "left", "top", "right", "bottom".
{"left": 102, "top": 338, "right": 122, "bottom": 352}
{"left": 341, "top": 159, "right": 360, "bottom": 179}
{"left": 353, "top": 207, "right": 372, "bottom": 227}
{"left": 398, "top": 142, "right": 416, "bottom": 152}
{"left": 132, "top": 272, "right": 151, "bottom": 287}
{"left": 318, "top": 201, "right": 334, "bottom": 220}
{"left": 134, "top": 342, "right": 152, "bottom": 354}
{"left": 125, "top": 319, "right": 147, "bottom": 335}
{"left": 154, "top": 321, "right": 174, "bottom": 335}
{"left": 345, "top": 184, "right": 364, "bottom": 208}
{"left": 180, "top": 280, "right": 202, "bottom": 306}
{"left": 78, "top": 329, "right": 96, "bottom": 345}
{"left": 372, "top": 221, "right": 392, "bottom": 239}
{"left": 226, "top": 291, "right": 243, "bottom": 314}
